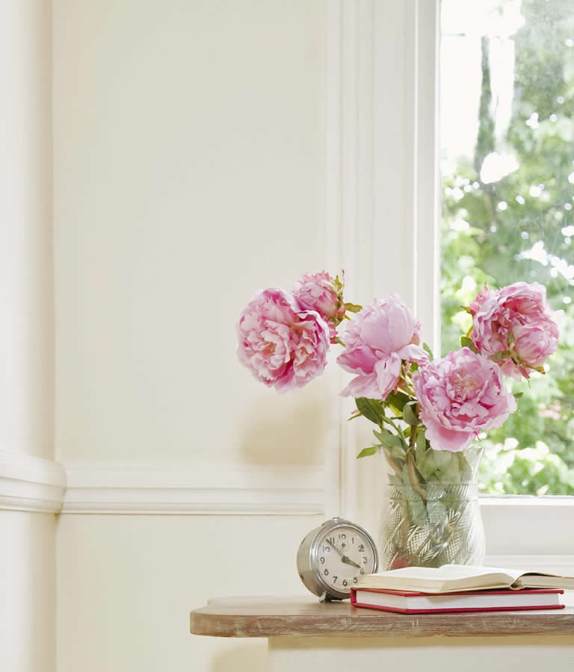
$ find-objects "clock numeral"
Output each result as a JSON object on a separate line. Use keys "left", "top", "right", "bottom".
{"left": 323, "top": 568, "right": 329, "bottom": 576}
{"left": 333, "top": 576, "right": 338, "bottom": 583}
{"left": 362, "top": 556, "right": 368, "bottom": 564}
{"left": 353, "top": 577, "right": 358, "bottom": 584}
{"left": 358, "top": 544, "right": 365, "bottom": 553}
{"left": 342, "top": 579, "right": 348, "bottom": 587}
{"left": 338, "top": 533, "right": 346, "bottom": 540}
{"left": 320, "top": 556, "right": 325, "bottom": 564}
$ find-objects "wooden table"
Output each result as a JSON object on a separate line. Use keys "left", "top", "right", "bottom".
{"left": 191, "top": 596, "right": 574, "bottom": 671}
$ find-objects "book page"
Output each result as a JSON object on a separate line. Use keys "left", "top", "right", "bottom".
{"left": 446, "top": 565, "right": 525, "bottom": 581}
{"left": 366, "top": 565, "right": 518, "bottom": 582}
{"left": 356, "top": 565, "right": 522, "bottom": 592}
{"left": 357, "top": 564, "right": 574, "bottom": 593}
{"left": 514, "top": 572, "right": 574, "bottom": 589}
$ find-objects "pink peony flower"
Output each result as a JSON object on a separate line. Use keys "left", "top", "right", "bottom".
{"left": 294, "top": 271, "right": 345, "bottom": 343}
{"left": 471, "top": 282, "right": 559, "bottom": 377}
{"left": 414, "top": 348, "right": 516, "bottom": 452}
{"left": 237, "top": 288, "right": 330, "bottom": 391}
{"left": 468, "top": 286, "right": 493, "bottom": 315}
{"left": 336, "top": 296, "right": 427, "bottom": 399}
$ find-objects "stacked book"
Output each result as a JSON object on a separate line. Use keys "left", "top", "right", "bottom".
{"left": 351, "top": 565, "right": 574, "bottom": 615}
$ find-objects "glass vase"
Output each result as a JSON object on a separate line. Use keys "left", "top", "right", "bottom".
{"left": 381, "top": 446, "right": 485, "bottom": 569}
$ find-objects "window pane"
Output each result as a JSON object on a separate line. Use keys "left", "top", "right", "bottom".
{"left": 440, "top": 0, "right": 574, "bottom": 495}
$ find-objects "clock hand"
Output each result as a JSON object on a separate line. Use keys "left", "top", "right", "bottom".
{"left": 325, "top": 538, "right": 344, "bottom": 558}
{"left": 341, "top": 555, "right": 361, "bottom": 570}
{"left": 326, "top": 539, "right": 364, "bottom": 572}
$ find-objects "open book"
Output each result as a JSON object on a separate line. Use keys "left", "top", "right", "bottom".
{"left": 356, "top": 564, "right": 574, "bottom": 594}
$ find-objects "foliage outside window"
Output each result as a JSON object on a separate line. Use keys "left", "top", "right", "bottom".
{"left": 441, "top": 0, "right": 574, "bottom": 494}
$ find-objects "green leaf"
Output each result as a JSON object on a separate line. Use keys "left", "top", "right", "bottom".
{"left": 414, "top": 429, "right": 437, "bottom": 480}
{"left": 385, "top": 391, "right": 410, "bottom": 412}
{"left": 355, "top": 398, "right": 384, "bottom": 425}
{"left": 491, "top": 349, "right": 512, "bottom": 362}
{"left": 378, "top": 431, "right": 404, "bottom": 452}
{"left": 460, "top": 336, "right": 477, "bottom": 352}
{"left": 415, "top": 429, "right": 428, "bottom": 463}
{"left": 457, "top": 451, "right": 473, "bottom": 480}
{"left": 356, "top": 446, "right": 379, "bottom": 459}
{"left": 400, "top": 466, "right": 428, "bottom": 526}
{"left": 373, "top": 428, "right": 404, "bottom": 453}
{"left": 422, "top": 342, "right": 434, "bottom": 359}
{"left": 403, "top": 402, "right": 418, "bottom": 426}
{"left": 431, "top": 450, "right": 453, "bottom": 470}
{"left": 344, "top": 302, "right": 363, "bottom": 313}
{"left": 333, "top": 274, "right": 345, "bottom": 292}
{"left": 373, "top": 428, "right": 391, "bottom": 442}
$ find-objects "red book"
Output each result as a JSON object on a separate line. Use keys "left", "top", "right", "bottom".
{"left": 351, "top": 587, "right": 565, "bottom": 615}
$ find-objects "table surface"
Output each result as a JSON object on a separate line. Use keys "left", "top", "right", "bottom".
{"left": 190, "top": 595, "right": 574, "bottom": 638}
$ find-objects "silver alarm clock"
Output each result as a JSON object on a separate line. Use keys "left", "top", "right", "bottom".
{"left": 297, "top": 517, "right": 379, "bottom": 601}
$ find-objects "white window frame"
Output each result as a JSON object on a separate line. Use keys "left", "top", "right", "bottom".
{"left": 330, "top": 0, "right": 574, "bottom": 562}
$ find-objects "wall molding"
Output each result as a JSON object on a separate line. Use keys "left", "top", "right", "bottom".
{"left": 0, "top": 451, "right": 66, "bottom": 513}
{"left": 0, "top": 455, "right": 326, "bottom": 516}
{"left": 2, "top": 452, "right": 574, "bottom": 561}
{"left": 62, "top": 463, "right": 326, "bottom": 515}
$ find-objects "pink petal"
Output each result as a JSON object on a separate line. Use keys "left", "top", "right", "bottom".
{"left": 337, "top": 345, "right": 377, "bottom": 374}
{"left": 340, "top": 373, "right": 381, "bottom": 398}
{"left": 374, "top": 355, "right": 401, "bottom": 399}
{"left": 397, "top": 343, "right": 429, "bottom": 364}
{"left": 421, "top": 411, "right": 474, "bottom": 452}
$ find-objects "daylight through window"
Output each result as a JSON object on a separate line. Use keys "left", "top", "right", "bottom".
{"left": 440, "top": 0, "right": 574, "bottom": 495}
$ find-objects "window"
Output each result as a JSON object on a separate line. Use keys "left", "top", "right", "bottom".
{"left": 440, "top": 0, "right": 574, "bottom": 496}
{"left": 336, "top": 0, "right": 574, "bottom": 558}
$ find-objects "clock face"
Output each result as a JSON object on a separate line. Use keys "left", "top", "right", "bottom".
{"left": 314, "top": 524, "right": 377, "bottom": 594}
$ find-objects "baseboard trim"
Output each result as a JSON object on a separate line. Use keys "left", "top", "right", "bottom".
{"left": 62, "top": 463, "right": 327, "bottom": 515}
{"left": 0, "top": 452, "right": 66, "bottom": 513}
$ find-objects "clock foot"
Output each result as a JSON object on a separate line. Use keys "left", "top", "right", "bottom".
{"left": 319, "top": 593, "right": 344, "bottom": 603}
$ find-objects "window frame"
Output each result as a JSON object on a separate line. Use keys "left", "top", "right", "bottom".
{"left": 334, "top": 0, "right": 574, "bottom": 560}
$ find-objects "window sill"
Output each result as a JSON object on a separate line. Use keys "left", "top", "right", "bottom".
{"left": 480, "top": 496, "right": 574, "bottom": 558}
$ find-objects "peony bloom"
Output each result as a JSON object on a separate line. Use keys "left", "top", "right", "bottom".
{"left": 414, "top": 348, "right": 516, "bottom": 452}
{"left": 337, "top": 296, "right": 427, "bottom": 399}
{"left": 237, "top": 289, "right": 330, "bottom": 391}
{"left": 294, "top": 271, "right": 345, "bottom": 343}
{"left": 468, "top": 286, "right": 493, "bottom": 316}
{"left": 470, "top": 282, "right": 559, "bottom": 377}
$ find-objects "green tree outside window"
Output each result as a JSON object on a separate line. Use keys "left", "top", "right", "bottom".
{"left": 441, "top": 0, "right": 574, "bottom": 494}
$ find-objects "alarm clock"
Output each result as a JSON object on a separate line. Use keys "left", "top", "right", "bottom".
{"left": 296, "top": 517, "right": 379, "bottom": 601}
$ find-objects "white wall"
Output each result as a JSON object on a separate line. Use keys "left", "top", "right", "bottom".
{"left": 53, "top": 1, "right": 333, "bottom": 670}
{"left": 53, "top": 0, "right": 333, "bottom": 468}
{"left": 0, "top": 0, "right": 52, "bottom": 459}
{"left": 0, "top": 2, "right": 56, "bottom": 672}
{"left": 0, "top": 512, "right": 56, "bottom": 672}
{"left": 58, "top": 516, "right": 322, "bottom": 672}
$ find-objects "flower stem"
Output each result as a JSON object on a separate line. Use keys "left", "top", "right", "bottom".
{"left": 407, "top": 423, "right": 427, "bottom": 501}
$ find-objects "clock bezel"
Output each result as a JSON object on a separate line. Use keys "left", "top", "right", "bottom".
{"left": 297, "top": 517, "right": 379, "bottom": 600}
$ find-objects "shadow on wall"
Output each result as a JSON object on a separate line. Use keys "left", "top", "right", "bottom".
{"left": 238, "top": 383, "right": 335, "bottom": 466}
{"left": 211, "top": 643, "right": 267, "bottom": 672}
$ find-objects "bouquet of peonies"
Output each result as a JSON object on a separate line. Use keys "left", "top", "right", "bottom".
{"left": 238, "top": 273, "right": 559, "bottom": 567}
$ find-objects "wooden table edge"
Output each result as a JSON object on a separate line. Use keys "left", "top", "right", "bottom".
{"left": 190, "top": 597, "right": 574, "bottom": 639}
